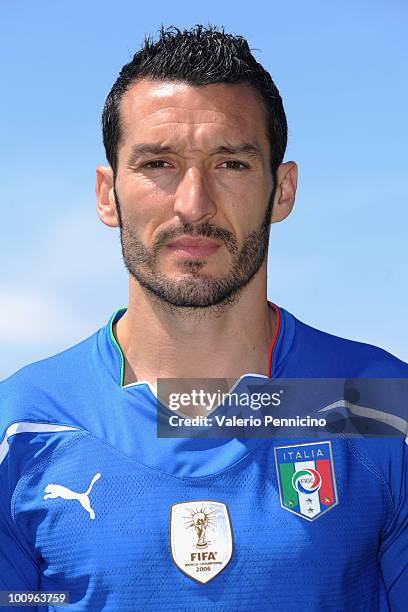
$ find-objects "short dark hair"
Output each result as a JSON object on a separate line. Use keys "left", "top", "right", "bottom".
{"left": 102, "top": 25, "right": 287, "bottom": 179}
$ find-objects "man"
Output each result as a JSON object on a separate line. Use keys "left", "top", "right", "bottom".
{"left": 0, "top": 25, "right": 407, "bottom": 611}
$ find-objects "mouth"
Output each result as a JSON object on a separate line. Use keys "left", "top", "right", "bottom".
{"left": 166, "top": 236, "right": 222, "bottom": 258}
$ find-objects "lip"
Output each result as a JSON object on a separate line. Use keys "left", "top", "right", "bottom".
{"left": 166, "top": 236, "right": 222, "bottom": 258}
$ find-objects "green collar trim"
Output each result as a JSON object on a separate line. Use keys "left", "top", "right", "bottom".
{"left": 109, "top": 307, "right": 127, "bottom": 387}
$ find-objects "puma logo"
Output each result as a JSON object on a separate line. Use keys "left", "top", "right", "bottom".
{"left": 44, "top": 473, "right": 101, "bottom": 519}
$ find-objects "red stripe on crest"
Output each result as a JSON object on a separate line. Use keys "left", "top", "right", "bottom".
{"left": 316, "top": 459, "right": 334, "bottom": 505}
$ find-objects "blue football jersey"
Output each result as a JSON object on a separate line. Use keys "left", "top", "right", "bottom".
{"left": 0, "top": 304, "right": 407, "bottom": 611}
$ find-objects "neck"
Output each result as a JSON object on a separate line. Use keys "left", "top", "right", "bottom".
{"left": 114, "top": 264, "right": 277, "bottom": 388}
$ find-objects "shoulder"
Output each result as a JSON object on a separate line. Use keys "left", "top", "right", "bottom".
{"left": 0, "top": 338, "right": 100, "bottom": 519}
{"left": 280, "top": 309, "right": 408, "bottom": 507}
{"left": 280, "top": 307, "right": 408, "bottom": 377}
{"left": 0, "top": 330, "right": 100, "bottom": 432}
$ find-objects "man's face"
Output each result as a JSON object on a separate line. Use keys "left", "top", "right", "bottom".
{"left": 113, "top": 79, "right": 275, "bottom": 308}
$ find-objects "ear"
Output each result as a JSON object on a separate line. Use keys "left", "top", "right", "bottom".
{"left": 270, "top": 161, "right": 298, "bottom": 224}
{"left": 95, "top": 165, "right": 119, "bottom": 228}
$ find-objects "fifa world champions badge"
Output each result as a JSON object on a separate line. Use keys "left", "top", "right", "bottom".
{"left": 274, "top": 441, "right": 339, "bottom": 521}
{"left": 170, "top": 501, "right": 233, "bottom": 583}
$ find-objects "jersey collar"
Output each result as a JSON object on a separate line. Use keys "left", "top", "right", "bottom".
{"left": 100, "top": 301, "right": 286, "bottom": 389}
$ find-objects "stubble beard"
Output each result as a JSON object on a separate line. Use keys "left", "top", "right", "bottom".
{"left": 114, "top": 186, "right": 274, "bottom": 312}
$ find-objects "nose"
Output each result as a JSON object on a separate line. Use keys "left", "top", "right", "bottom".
{"left": 173, "top": 166, "right": 217, "bottom": 224}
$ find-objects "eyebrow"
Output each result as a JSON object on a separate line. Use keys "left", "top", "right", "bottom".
{"left": 127, "top": 142, "right": 262, "bottom": 165}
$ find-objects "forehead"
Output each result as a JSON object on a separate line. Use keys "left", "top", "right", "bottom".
{"left": 118, "top": 79, "right": 269, "bottom": 152}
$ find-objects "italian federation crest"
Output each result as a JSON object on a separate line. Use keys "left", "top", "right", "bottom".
{"left": 170, "top": 500, "right": 233, "bottom": 583}
{"left": 274, "top": 441, "right": 338, "bottom": 521}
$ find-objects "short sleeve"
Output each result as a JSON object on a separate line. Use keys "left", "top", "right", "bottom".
{"left": 378, "top": 440, "right": 408, "bottom": 609}
{"left": 0, "top": 461, "right": 40, "bottom": 590}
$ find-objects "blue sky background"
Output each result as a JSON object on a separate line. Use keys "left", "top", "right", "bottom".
{"left": 1, "top": 0, "right": 407, "bottom": 380}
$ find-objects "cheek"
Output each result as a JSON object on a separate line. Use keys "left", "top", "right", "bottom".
{"left": 222, "top": 191, "right": 268, "bottom": 240}
{"left": 119, "top": 179, "right": 175, "bottom": 238}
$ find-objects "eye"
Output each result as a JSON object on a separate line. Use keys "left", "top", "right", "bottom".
{"left": 219, "top": 160, "right": 249, "bottom": 170}
{"left": 142, "top": 160, "right": 173, "bottom": 169}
